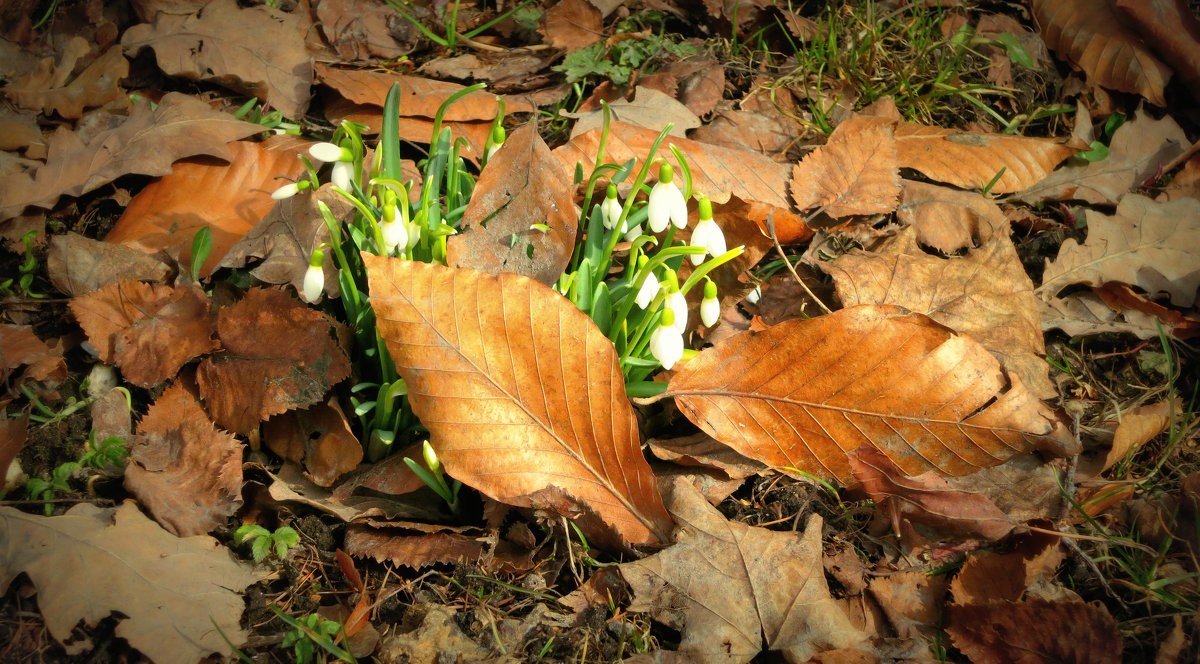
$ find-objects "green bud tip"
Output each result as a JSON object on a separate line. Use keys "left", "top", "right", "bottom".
{"left": 308, "top": 247, "right": 324, "bottom": 268}
{"left": 658, "top": 162, "right": 674, "bottom": 184}
{"left": 704, "top": 279, "right": 717, "bottom": 299}
{"left": 492, "top": 125, "right": 506, "bottom": 144}
{"left": 660, "top": 308, "right": 675, "bottom": 327}
{"left": 698, "top": 196, "right": 712, "bottom": 220}
{"left": 637, "top": 254, "right": 649, "bottom": 269}
{"left": 664, "top": 270, "right": 679, "bottom": 290}
{"left": 605, "top": 183, "right": 618, "bottom": 200}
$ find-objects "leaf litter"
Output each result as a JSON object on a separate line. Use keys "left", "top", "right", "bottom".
{"left": 1, "top": 1, "right": 1199, "bottom": 663}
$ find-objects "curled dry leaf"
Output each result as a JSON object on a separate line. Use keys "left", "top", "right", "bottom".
{"left": 345, "top": 524, "right": 488, "bottom": 570}
{"left": 789, "top": 116, "right": 901, "bottom": 217}
{"left": 822, "top": 220, "right": 1054, "bottom": 399}
{"left": 950, "top": 530, "right": 1066, "bottom": 606}
{"left": 1032, "top": 0, "right": 1172, "bottom": 106}
{"left": 542, "top": 0, "right": 603, "bottom": 49}
{"left": 363, "top": 256, "right": 673, "bottom": 548}
{"left": 314, "top": 63, "right": 535, "bottom": 121}
{"left": 1015, "top": 108, "right": 1188, "bottom": 206}
{"left": 0, "top": 325, "right": 66, "bottom": 391}
{"left": 197, "top": 288, "right": 350, "bottom": 434}
{"left": 121, "top": 0, "right": 312, "bottom": 117}
{"left": 848, "top": 446, "right": 1014, "bottom": 547}
{"left": 105, "top": 135, "right": 313, "bottom": 278}
{"left": 1118, "top": 0, "right": 1200, "bottom": 102}
{"left": 446, "top": 124, "right": 578, "bottom": 285}
{"left": 124, "top": 382, "right": 243, "bottom": 536}
{"left": 47, "top": 233, "right": 171, "bottom": 297}
{"left": 947, "top": 599, "right": 1121, "bottom": 664}
{"left": 1039, "top": 194, "right": 1200, "bottom": 308}
{"left": 0, "top": 92, "right": 263, "bottom": 221}
{"left": 5, "top": 40, "right": 128, "bottom": 119}
{"left": 69, "top": 281, "right": 217, "bottom": 387}
{"left": 0, "top": 502, "right": 260, "bottom": 664}
{"left": 896, "top": 179, "right": 1006, "bottom": 255}
{"left": 263, "top": 398, "right": 363, "bottom": 487}
{"left": 665, "top": 304, "right": 1075, "bottom": 487}
{"left": 619, "top": 477, "right": 867, "bottom": 664}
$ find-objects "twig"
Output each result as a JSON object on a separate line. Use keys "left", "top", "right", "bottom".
{"left": 762, "top": 209, "right": 833, "bottom": 315}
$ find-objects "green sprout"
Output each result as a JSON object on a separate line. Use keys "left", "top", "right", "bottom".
{"left": 272, "top": 607, "right": 355, "bottom": 664}
{"left": 234, "top": 524, "right": 301, "bottom": 563}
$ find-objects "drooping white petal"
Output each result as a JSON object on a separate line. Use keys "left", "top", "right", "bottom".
{"left": 331, "top": 160, "right": 355, "bottom": 190}
{"left": 302, "top": 264, "right": 324, "bottom": 303}
{"left": 666, "top": 289, "right": 687, "bottom": 333}
{"left": 689, "top": 217, "right": 728, "bottom": 265}
{"left": 309, "top": 142, "right": 344, "bottom": 163}
{"left": 381, "top": 218, "right": 408, "bottom": 255}
{"left": 649, "top": 324, "right": 684, "bottom": 370}
{"left": 745, "top": 285, "right": 762, "bottom": 304}
{"left": 700, "top": 294, "right": 720, "bottom": 327}
{"left": 634, "top": 271, "right": 660, "bottom": 309}
{"left": 647, "top": 180, "right": 686, "bottom": 233}
{"left": 271, "top": 182, "right": 300, "bottom": 200}
{"left": 601, "top": 195, "right": 623, "bottom": 230}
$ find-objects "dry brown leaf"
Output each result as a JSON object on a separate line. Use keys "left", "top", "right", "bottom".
{"left": 1015, "top": 108, "right": 1188, "bottom": 205}
{"left": 0, "top": 107, "right": 43, "bottom": 152}
{"left": 197, "top": 288, "right": 350, "bottom": 434}
{"left": 69, "top": 281, "right": 216, "bottom": 387}
{"left": 946, "top": 599, "right": 1121, "bottom": 664}
{"left": 1039, "top": 291, "right": 1164, "bottom": 339}
{"left": 263, "top": 398, "right": 363, "bottom": 487}
{"left": 331, "top": 449, "right": 426, "bottom": 500}
{"left": 867, "top": 571, "right": 947, "bottom": 642}
{"left": 105, "top": 135, "right": 312, "bottom": 278}
{"left": 363, "top": 256, "right": 673, "bottom": 548}
{"left": 789, "top": 117, "right": 900, "bottom": 217}
{"left": 0, "top": 325, "right": 66, "bottom": 392}
{"left": 1098, "top": 400, "right": 1177, "bottom": 474}
{"left": 667, "top": 55, "right": 725, "bottom": 118}
{"left": 123, "top": 382, "right": 243, "bottom": 536}
{"left": 121, "top": 0, "right": 312, "bottom": 117}
{"left": 218, "top": 184, "right": 353, "bottom": 300}
{"left": 0, "top": 93, "right": 263, "bottom": 221}
{"left": 315, "top": 63, "right": 535, "bottom": 121}
{"left": 896, "top": 180, "right": 1006, "bottom": 254}
{"left": 0, "top": 502, "right": 260, "bottom": 664}
{"left": 689, "top": 108, "right": 798, "bottom": 162}
{"left": 315, "top": 0, "right": 415, "bottom": 60}
{"left": 446, "top": 124, "right": 578, "bottom": 285}
{"left": 1032, "top": 0, "right": 1172, "bottom": 106}
{"left": 1038, "top": 194, "right": 1200, "bottom": 307}
{"left": 822, "top": 221, "right": 1053, "bottom": 399}
{"left": 665, "top": 304, "right": 1074, "bottom": 487}
{"left": 848, "top": 447, "right": 1015, "bottom": 546}
{"left": 46, "top": 233, "right": 171, "bottom": 297}
{"left": 950, "top": 530, "right": 1066, "bottom": 605}
{"left": 0, "top": 412, "right": 28, "bottom": 491}
{"left": 1096, "top": 282, "right": 1200, "bottom": 339}
{"left": 345, "top": 525, "right": 488, "bottom": 569}
{"left": 942, "top": 454, "right": 1065, "bottom": 524}
{"left": 647, "top": 432, "right": 767, "bottom": 480}
{"left": 542, "top": 0, "right": 603, "bottom": 49}
{"left": 418, "top": 52, "right": 551, "bottom": 88}
{"left": 5, "top": 40, "right": 128, "bottom": 119}
{"left": 620, "top": 477, "right": 867, "bottom": 664}
{"left": 566, "top": 87, "right": 701, "bottom": 139}
{"left": 1119, "top": 0, "right": 1200, "bottom": 102}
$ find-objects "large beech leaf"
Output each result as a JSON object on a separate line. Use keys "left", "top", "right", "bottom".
{"left": 362, "top": 255, "right": 673, "bottom": 548}
{"left": 664, "top": 305, "right": 1075, "bottom": 487}
{"left": 789, "top": 116, "right": 900, "bottom": 217}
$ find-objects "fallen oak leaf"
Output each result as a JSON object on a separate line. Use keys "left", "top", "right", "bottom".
{"left": 619, "top": 477, "right": 867, "bottom": 663}
{"left": 0, "top": 502, "right": 261, "bottom": 664}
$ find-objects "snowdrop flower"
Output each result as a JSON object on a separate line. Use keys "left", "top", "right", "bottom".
{"left": 310, "top": 142, "right": 356, "bottom": 190}
{"left": 650, "top": 309, "right": 684, "bottom": 370}
{"left": 745, "top": 285, "right": 762, "bottom": 304}
{"left": 665, "top": 286, "right": 687, "bottom": 333}
{"left": 271, "top": 179, "right": 309, "bottom": 200}
{"left": 302, "top": 247, "right": 325, "bottom": 303}
{"left": 485, "top": 125, "right": 506, "bottom": 163}
{"left": 647, "top": 162, "right": 687, "bottom": 233}
{"left": 700, "top": 279, "right": 720, "bottom": 327}
{"left": 601, "top": 184, "right": 623, "bottom": 231}
{"left": 689, "top": 196, "right": 727, "bottom": 265}
{"left": 634, "top": 265, "right": 660, "bottom": 309}
{"left": 380, "top": 195, "right": 408, "bottom": 256}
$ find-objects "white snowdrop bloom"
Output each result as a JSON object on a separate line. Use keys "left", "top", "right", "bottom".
{"left": 700, "top": 279, "right": 720, "bottom": 327}
{"left": 302, "top": 248, "right": 325, "bottom": 303}
{"left": 309, "top": 142, "right": 347, "bottom": 163}
{"left": 271, "top": 182, "right": 301, "bottom": 200}
{"left": 647, "top": 163, "right": 687, "bottom": 233}
{"left": 666, "top": 287, "right": 687, "bottom": 333}
{"left": 649, "top": 309, "right": 684, "bottom": 370}
{"left": 331, "top": 160, "right": 355, "bottom": 191}
{"left": 745, "top": 285, "right": 762, "bottom": 304}
{"left": 601, "top": 185, "right": 623, "bottom": 230}
{"left": 688, "top": 196, "right": 727, "bottom": 265}
{"left": 634, "top": 270, "right": 660, "bottom": 309}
